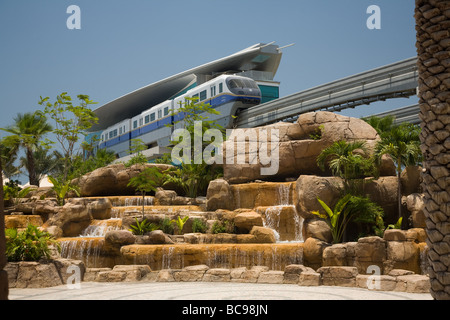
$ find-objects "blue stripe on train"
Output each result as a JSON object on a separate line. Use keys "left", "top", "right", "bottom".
{"left": 99, "top": 94, "right": 260, "bottom": 149}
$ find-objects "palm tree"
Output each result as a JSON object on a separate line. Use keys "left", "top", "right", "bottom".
{"left": 363, "top": 115, "right": 396, "bottom": 135}
{"left": 19, "top": 146, "right": 59, "bottom": 185}
{"left": 317, "top": 140, "right": 377, "bottom": 193}
{"left": 0, "top": 112, "right": 53, "bottom": 186}
{"left": 375, "top": 123, "right": 422, "bottom": 222}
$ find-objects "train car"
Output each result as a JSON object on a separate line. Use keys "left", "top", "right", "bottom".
{"left": 97, "top": 74, "right": 261, "bottom": 157}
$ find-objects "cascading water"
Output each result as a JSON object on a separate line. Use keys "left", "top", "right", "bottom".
{"left": 261, "top": 183, "right": 304, "bottom": 242}
{"left": 80, "top": 219, "right": 122, "bottom": 237}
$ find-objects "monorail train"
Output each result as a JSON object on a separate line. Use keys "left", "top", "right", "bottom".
{"left": 97, "top": 74, "right": 262, "bottom": 158}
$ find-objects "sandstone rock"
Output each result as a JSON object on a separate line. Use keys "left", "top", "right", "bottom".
{"left": 405, "top": 193, "right": 427, "bottom": 228}
{"left": 44, "top": 199, "right": 91, "bottom": 237}
{"left": 298, "top": 271, "right": 321, "bottom": 286}
{"left": 385, "top": 241, "right": 421, "bottom": 274}
{"left": 400, "top": 166, "right": 423, "bottom": 195}
{"left": 84, "top": 268, "right": 112, "bottom": 282}
{"left": 240, "top": 266, "right": 269, "bottom": 283}
{"left": 156, "top": 269, "right": 175, "bottom": 282}
{"left": 155, "top": 189, "right": 177, "bottom": 205}
{"left": 257, "top": 271, "right": 284, "bottom": 284}
{"left": 356, "top": 274, "right": 397, "bottom": 291}
{"left": 249, "top": 226, "right": 276, "bottom": 243}
{"left": 52, "top": 258, "right": 86, "bottom": 284}
{"left": 222, "top": 111, "right": 381, "bottom": 183}
{"left": 74, "top": 163, "right": 172, "bottom": 197}
{"left": 173, "top": 265, "right": 209, "bottom": 282}
{"left": 230, "top": 267, "right": 248, "bottom": 281}
{"left": 234, "top": 211, "right": 263, "bottom": 233}
{"left": 87, "top": 198, "right": 112, "bottom": 220}
{"left": 104, "top": 230, "right": 136, "bottom": 247}
{"left": 354, "top": 236, "right": 387, "bottom": 274}
{"left": 303, "top": 237, "right": 330, "bottom": 270}
{"left": 5, "top": 215, "right": 44, "bottom": 230}
{"left": 318, "top": 266, "right": 359, "bottom": 287}
{"left": 395, "top": 274, "right": 431, "bottom": 293}
{"left": 206, "top": 179, "right": 235, "bottom": 211}
{"left": 8, "top": 261, "right": 63, "bottom": 288}
{"left": 322, "top": 244, "right": 348, "bottom": 266}
{"left": 283, "top": 264, "right": 315, "bottom": 284}
{"left": 302, "top": 218, "right": 332, "bottom": 243}
{"left": 295, "top": 175, "right": 343, "bottom": 220}
{"left": 203, "top": 268, "right": 231, "bottom": 282}
{"left": 142, "top": 230, "right": 167, "bottom": 244}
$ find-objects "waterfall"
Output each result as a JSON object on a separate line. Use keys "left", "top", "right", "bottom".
{"left": 277, "top": 183, "right": 291, "bottom": 206}
{"left": 80, "top": 219, "right": 122, "bottom": 237}
{"left": 59, "top": 238, "right": 104, "bottom": 268}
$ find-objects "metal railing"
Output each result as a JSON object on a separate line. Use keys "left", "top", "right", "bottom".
{"left": 235, "top": 57, "right": 418, "bottom": 128}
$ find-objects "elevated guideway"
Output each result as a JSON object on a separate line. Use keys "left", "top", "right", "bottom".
{"left": 367, "top": 104, "right": 420, "bottom": 125}
{"left": 235, "top": 57, "right": 419, "bottom": 128}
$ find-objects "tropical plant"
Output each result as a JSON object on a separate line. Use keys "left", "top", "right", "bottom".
{"left": 127, "top": 167, "right": 162, "bottom": 218}
{"left": 317, "top": 140, "right": 377, "bottom": 194}
{"left": 345, "top": 194, "right": 385, "bottom": 239}
{"left": 159, "top": 217, "right": 175, "bottom": 235}
{"left": 0, "top": 111, "right": 53, "bottom": 186}
{"left": 311, "top": 194, "right": 353, "bottom": 244}
{"left": 19, "top": 145, "right": 60, "bottom": 184}
{"left": 387, "top": 217, "right": 403, "bottom": 230}
{"left": 3, "top": 185, "right": 32, "bottom": 207}
{"left": 375, "top": 123, "right": 422, "bottom": 221}
{"left": 192, "top": 218, "right": 208, "bottom": 233}
{"left": 129, "top": 217, "right": 159, "bottom": 235}
{"left": 48, "top": 175, "right": 80, "bottom": 206}
{"left": 125, "top": 139, "right": 148, "bottom": 167}
{"left": 362, "top": 115, "right": 396, "bottom": 135}
{"left": 39, "top": 92, "right": 98, "bottom": 181}
{"left": 171, "top": 215, "right": 189, "bottom": 235}
{"left": 5, "top": 224, "right": 60, "bottom": 262}
{"left": 162, "top": 98, "right": 224, "bottom": 198}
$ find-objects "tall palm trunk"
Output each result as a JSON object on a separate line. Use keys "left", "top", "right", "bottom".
{"left": 415, "top": 0, "right": 450, "bottom": 300}
{"left": 26, "top": 147, "right": 38, "bottom": 186}
{"left": 0, "top": 156, "right": 9, "bottom": 300}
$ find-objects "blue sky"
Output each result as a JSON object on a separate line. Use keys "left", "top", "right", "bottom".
{"left": 1, "top": 1, "right": 417, "bottom": 141}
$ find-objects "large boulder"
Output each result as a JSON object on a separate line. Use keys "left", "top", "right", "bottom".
{"left": 73, "top": 163, "right": 173, "bottom": 197}
{"left": 221, "top": 111, "right": 394, "bottom": 183}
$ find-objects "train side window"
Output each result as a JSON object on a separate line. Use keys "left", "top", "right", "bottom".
{"left": 133, "top": 120, "right": 138, "bottom": 129}
{"left": 158, "top": 109, "right": 162, "bottom": 119}
{"left": 219, "top": 83, "right": 223, "bottom": 93}
{"left": 200, "top": 90, "right": 207, "bottom": 101}
{"left": 119, "top": 127, "right": 122, "bottom": 135}
{"left": 139, "top": 118, "right": 143, "bottom": 126}
{"left": 145, "top": 115, "right": 150, "bottom": 124}
{"left": 150, "top": 113, "right": 155, "bottom": 121}
{"left": 210, "top": 86, "right": 216, "bottom": 97}
{"left": 192, "top": 93, "right": 199, "bottom": 102}
{"left": 164, "top": 106, "right": 169, "bottom": 116}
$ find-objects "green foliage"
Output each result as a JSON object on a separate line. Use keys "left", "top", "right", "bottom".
{"left": 48, "top": 175, "right": 80, "bottom": 206}
{"left": 162, "top": 98, "right": 224, "bottom": 198}
{"left": 39, "top": 92, "right": 98, "bottom": 181}
{"left": 0, "top": 111, "right": 53, "bottom": 186}
{"left": 3, "top": 185, "right": 32, "bottom": 206}
{"left": 171, "top": 216, "right": 189, "bottom": 234}
{"left": 70, "top": 148, "right": 116, "bottom": 178}
{"left": 192, "top": 218, "right": 208, "bottom": 233}
{"left": 129, "top": 217, "right": 159, "bottom": 235}
{"left": 362, "top": 115, "right": 396, "bottom": 135}
{"left": 309, "top": 125, "right": 324, "bottom": 140}
{"left": 127, "top": 167, "right": 162, "bottom": 217}
{"left": 159, "top": 217, "right": 175, "bottom": 235}
{"left": 387, "top": 217, "right": 403, "bottom": 230}
{"left": 211, "top": 220, "right": 234, "bottom": 234}
{"left": 375, "top": 122, "right": 422, "bottom": 220}
{"left": 125, "top": 139, "right": 148, "bottom": 167}
{"left": 5, "top": 224, "right": 60, "bottom": 262}
{"left": 311, "top": 194, "right": 353, "bottom": 244}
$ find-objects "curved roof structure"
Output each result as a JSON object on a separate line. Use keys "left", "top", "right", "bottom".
{"left": 90, "top": 42, "right": 284, "bottom": 131}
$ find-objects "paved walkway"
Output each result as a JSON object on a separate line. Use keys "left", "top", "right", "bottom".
{"left": 9, "top": 281, "right": 432, "bottom": 300}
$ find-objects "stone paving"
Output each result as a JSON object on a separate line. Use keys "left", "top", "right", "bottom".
{"left": 9, "top": 281, "right": 432, "bottom": 300}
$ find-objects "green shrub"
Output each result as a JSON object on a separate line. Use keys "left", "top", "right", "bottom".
{"left": 129, "top": 217, "right": 158, "bottom": 235}
{"left": 160, "top": 217, "right": 174, "bottom": 235}
{"left": 6, "top": 224, "right": 60, "bottom": 262}
{"left": 192, "top": 218, "right": 207, "bottom": 233}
